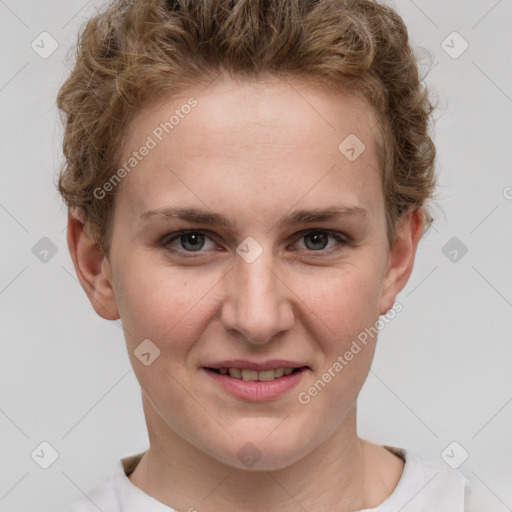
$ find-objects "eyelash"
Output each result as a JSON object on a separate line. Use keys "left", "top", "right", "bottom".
{"left": 160, "top": 229, "right": 350, "bottom": 259}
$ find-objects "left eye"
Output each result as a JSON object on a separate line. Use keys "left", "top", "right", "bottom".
{"left": 294, "top": 230, "right": 346, "bottom": 252}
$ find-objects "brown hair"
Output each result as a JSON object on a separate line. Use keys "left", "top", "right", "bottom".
{"left": 57, "top": 0, "right": 437, "bottom": 255}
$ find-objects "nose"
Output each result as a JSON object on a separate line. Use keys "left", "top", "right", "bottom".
{"left": 220, "top": 246, "right": 295, "bottom": 345}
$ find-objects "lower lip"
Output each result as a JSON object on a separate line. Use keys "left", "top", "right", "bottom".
{"left": 202, "top": 367, "right": 308, "bottom": 401}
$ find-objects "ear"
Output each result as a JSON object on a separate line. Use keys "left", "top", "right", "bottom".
{"left": 67, "top": 209, "right": 119, "bottom": 320}
{"left": 378, "top": 208, "right": 424, "bottom": 315}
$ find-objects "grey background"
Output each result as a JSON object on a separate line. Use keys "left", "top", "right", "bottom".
{"left": 1, "top": 0, "right": 511, "bottom": 510}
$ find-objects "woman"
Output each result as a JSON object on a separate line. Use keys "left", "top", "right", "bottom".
{"left": 59, "top": 0, "right": 471, "bottom": 510}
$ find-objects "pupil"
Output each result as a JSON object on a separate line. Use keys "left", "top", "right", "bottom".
{"left": 182, "top": 233, "right": 205, "bottom": 251}
{"left": 305, "top": 232, "right": 328, "bottom": 250}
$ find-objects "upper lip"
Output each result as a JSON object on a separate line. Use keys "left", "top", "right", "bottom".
{"left": 203, "top": 359, "right": 309, "bottom": 371}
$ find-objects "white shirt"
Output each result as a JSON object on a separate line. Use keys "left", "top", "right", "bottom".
{"left": 66, "top": 446, "right": 470, "bottom": 511}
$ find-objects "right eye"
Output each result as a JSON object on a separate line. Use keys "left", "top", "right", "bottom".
{"left": 161, "top": 230, "right": 220, "bottom": 257}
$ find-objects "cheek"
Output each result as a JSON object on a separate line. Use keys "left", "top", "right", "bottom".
{"left": 111, "top": 255, "right": 211, "bottom": 350}
{"left": 300, "top": 263, "right": 384, "bottom": 335}
{"left": 295, "top": 263, "right": 384, "bottom": 393}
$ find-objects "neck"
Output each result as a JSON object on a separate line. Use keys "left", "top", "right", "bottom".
{"left": 128, "top": 397, "right": 386, "bottom": 512}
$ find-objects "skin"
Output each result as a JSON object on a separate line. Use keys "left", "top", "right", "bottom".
{"left": 68, "top": 73, "right": 424, "bottom": 511}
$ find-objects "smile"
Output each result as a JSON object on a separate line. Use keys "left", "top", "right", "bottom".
{"left": 207, "top": 367, "right": 304, "bottom": 381}
{"left": 203, "top": 365, "right": 309, "bottom": 401}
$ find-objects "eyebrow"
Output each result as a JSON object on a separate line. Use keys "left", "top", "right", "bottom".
{"left": 140, "top": 205, "right": 368, "bottom": 230}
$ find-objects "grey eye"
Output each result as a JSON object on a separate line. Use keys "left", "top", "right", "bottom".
{"left": 179, "top": 232, "right": 206, "bottom": 251}
{"left": 303, "top": 232, "right": 330, "bottom": 250}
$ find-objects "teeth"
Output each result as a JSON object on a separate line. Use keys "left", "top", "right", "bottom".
{"left": 274, "top": 367, "right": 285, "bottom": 378}
{"left": 258, "top": 370, "right": 276, "bottom": 382}
{"left": 241, "top": 369, "right": 259, "bottom": 381}
{"left": 219, "top": 367, "right": 300, "bottom": 381}
{"left": 228, "top": 368, "right": 242, "bottom": 379}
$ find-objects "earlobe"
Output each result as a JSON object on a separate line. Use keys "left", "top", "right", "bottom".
{"left": 378, "top": 209, "right": 424, "bottom": 315}
{"left": 67, "top": 209, "right": 120, "bottom": 321}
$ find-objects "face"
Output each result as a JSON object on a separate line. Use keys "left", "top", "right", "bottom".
{"left": 74, "top": 74, "right": 419, "bottom": 471}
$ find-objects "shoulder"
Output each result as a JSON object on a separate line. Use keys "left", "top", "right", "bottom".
{"left": 64, "top": 452, "right": 178, "bottom": 512}
{"left": 65, "top": 473, "right": 120, "bottom": 512}
{"left": 64, "top": 454, "right": 144, "bottom": 512}
{"left": 360, "top": 445, "right": 469, "bottom": 511}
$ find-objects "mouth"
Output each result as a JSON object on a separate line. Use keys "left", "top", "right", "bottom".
{"left": 201, "top": 359, "right": 310, "bottom": 401}
{"left": 204, "top": 366, "right": 308, "bottom": 382}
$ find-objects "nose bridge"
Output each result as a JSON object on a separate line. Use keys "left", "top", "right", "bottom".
{"left": 222, "top": 242, "right": 293, "bottom": 344}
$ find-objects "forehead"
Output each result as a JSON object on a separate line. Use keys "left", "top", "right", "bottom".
{"left": 126, "top": 74, "right": 381, "bottom": 156}
{"left": 115, "top": 74, "right": 384, "bottom": 227}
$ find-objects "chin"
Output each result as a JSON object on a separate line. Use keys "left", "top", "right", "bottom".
{"left": 206, "top": 427, "right": 313, "bottom": 472}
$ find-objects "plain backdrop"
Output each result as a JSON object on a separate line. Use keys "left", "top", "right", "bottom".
{"left": 1, "top": 0, "right": 511, "bottom": 510}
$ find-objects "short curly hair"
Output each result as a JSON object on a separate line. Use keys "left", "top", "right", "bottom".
{"left": 57, "top": 0, "right": 437, "bottom": 255}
